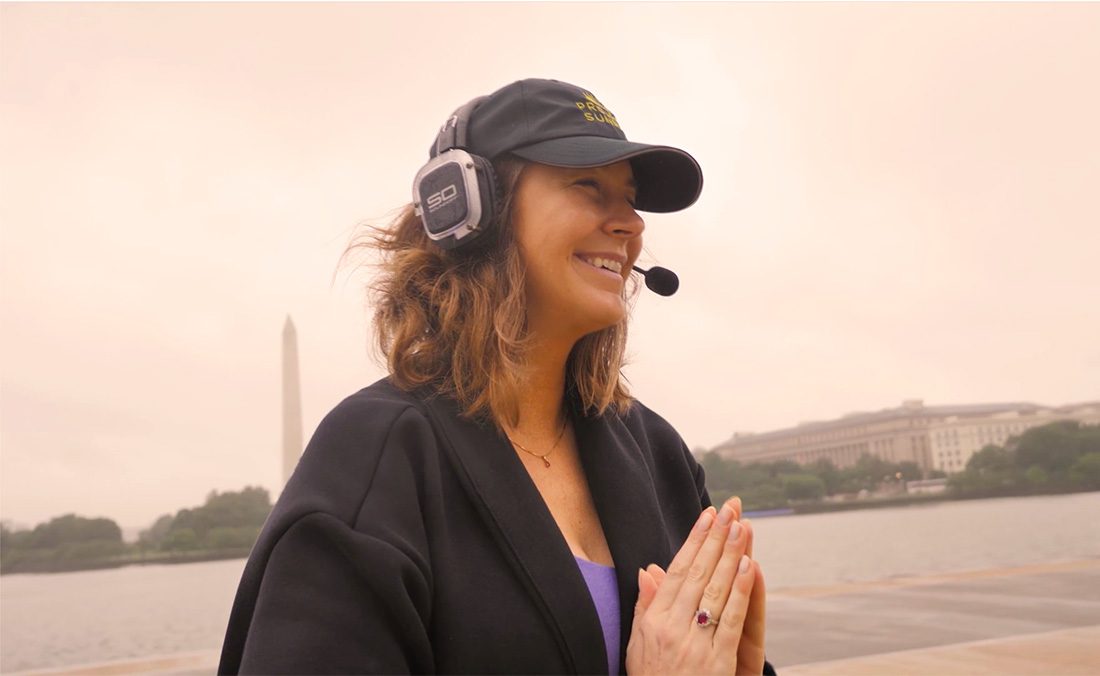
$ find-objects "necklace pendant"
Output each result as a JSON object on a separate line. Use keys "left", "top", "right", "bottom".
{"left": 542, "top": 457, "right": 551, "bottom": 468}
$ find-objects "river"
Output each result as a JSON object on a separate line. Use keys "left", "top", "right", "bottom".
{"left": 3, "top": 492, "right": 1098, "bottom": 672}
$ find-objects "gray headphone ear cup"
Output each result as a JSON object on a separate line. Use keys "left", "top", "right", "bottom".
{"left": 412, "top": 149, "right": 493, "bottom": 250}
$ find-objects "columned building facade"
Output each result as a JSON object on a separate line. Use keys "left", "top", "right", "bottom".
{"left": 711, "top": 400, "right": 1099, "bottom": 475}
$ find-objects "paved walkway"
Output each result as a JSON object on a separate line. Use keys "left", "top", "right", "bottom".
{"left": 770, "top": 559, "right": 1100, "bottom": 674}
{"left": 783, "top": 625, "right": 1100, "bottom": 675}
{"left": 18, "top": 651, "right": 218, "bottom": 676}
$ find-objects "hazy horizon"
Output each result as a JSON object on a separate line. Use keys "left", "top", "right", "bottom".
{"left": 3, "top": 3, "right": 1098, "bottom": 530}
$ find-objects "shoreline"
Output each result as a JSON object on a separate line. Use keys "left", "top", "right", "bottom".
{"left": 744, "top": 486, "right": 1098, "bottom": 519}
{"left": 0, "top": 548, "right": 251, "bottom": 577}
{"left": 7, "top": 491, "right": 1097, "bottom": 575}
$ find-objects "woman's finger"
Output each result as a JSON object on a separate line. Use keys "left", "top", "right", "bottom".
{"left": 712, "top": 554, "right": 756, "bottom": 655}
{"left": 735, "top": 559, "right": 767, "bottom": 675}
{"left": 743, "top": 517, "right": 754, "bottom": 559}
{"left": 636, "top": 567, "right": 660, "bottom": 614}
{"left": 648, "top": 506, "right": 716, "bottom": 612}
{"left": 667, "top": 500, "right": 739, "bottom": 623}
{"left": 646, "top": 563, "right": 667, "bottom": 587}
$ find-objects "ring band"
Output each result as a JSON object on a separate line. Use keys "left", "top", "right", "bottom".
{"left": 694, "top": 608, "right": 718, "bottom": 628}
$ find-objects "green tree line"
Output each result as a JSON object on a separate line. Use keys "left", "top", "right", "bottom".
{"left": 1, "top": 486, "right": 271, "bottom": 574}
{"left": 699, "top": 420, "right": 1099, "bottom": 511}
{"left": 948, "top": 421, "right": 1100, "bottom": 497}
{"left": 698, "top": 452, "right": 931, "bottom": 511}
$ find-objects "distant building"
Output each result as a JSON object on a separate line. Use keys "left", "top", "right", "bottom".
{"left": 711, "top": 400, "right": 1099, "bottom": 475}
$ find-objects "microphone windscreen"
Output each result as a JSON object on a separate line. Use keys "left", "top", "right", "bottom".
{"left": 644, "top": 266, "right": 679, "bottom": 296}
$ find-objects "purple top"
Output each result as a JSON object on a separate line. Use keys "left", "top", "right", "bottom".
{"left": 574, "top": 556, "right": 621, "bottom": 675}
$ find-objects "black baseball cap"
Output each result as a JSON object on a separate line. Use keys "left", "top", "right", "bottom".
{"left": 455, "top": 78, "right": 703, "bottom": 213}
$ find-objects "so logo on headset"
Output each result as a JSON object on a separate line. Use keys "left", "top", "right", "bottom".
{"left": 426, "top": 183, "right": 459, "bottom": 213}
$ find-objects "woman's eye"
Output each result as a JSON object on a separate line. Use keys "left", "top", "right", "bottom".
{"left": 575, "top": 178, "right": 635, "bottom": 208}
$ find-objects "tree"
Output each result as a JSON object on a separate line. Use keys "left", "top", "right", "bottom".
{"left": 847, "top": 454, "right": 894, "bottom": 491}
{"left": 740, "top": 483, "right": 786, "bottom": 511}
{"left": 161, "top": 486, "right": 272, "bottom": 550}
{"left": 1013, "top": 421, "right": 1084, "bottom": 474}
{"left": 765, "top": 460, "right": 802, "bottom": 478}
{"left": 27, "top": 514, "right": 122, "bottom": 549}
{"left": 698, "top": 453, "right": 742, "bottom": 493}
{"left": 809, "top": 459, "right": 842, "bottom": 495}
{"left": 967, "top": 445, "right": 1014, "bottom": 475}
{"left": 162, "top": 528, "right": 199, "bottom": 551}
{"left": 782, "top": 474, "right": 826, "bottom": 501}
{"left": 1023, "top": 465, "right": 1049, "bottom": 487}
{"left": 206, "top": 525, "right": 262, "bottom": 549}
{"left": 201, "top": 487, "right": 272, "bottom": 528}
{"left": 1069, "top": 452, "right": 1100, "bottom": 490}
{"left": 139, "top": 514, "right": 175, "bottom": 548}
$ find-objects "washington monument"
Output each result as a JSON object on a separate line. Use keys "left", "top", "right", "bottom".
{"left": 282, "top": 315, "right": 304, "bottom": 486}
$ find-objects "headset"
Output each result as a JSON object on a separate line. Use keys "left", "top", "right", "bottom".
{"left": 412, "top": 96, "right": 500, "bottom": 251}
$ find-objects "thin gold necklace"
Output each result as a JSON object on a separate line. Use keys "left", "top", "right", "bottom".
{"left": 508, "top": 418, "right": 568, "bottom": 468}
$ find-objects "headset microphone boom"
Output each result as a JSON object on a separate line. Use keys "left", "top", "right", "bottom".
{"left": 632, "top": 265, "right": 679, "bottom": 297}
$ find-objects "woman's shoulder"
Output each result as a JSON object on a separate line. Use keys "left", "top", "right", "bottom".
{"left": 320, "top": 376, "right": 430, "bottom": 425}
{"left": 617, "top": 398, "right": 690, "bottom": 451}
{"left": 611, "top": 397, "right": 711, "bottom": 509}
{"left": 276, "top": 377, "right": 439, "bottom": 524}
{"left": 302, "top": 378, "right": 436, "bottom": 464}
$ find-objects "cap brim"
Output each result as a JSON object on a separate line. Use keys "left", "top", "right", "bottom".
{"left": 509, "top": 136, "right": 703, "bottom": 213}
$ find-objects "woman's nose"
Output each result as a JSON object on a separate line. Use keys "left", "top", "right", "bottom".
{"left": 606, "top": 201, "right": 645, "bottom": 238}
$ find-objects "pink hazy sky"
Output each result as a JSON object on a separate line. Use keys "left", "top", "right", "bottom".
{"left": 2, "top": 3, "right": 1098, "bottom": 529}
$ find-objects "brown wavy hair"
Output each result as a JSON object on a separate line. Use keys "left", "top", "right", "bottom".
{"left": 343, "top": 156, "right": 636, "bottom": 427}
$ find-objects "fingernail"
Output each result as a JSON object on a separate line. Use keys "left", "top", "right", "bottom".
{"left": 739, "top": 555, "right": 751, "bottom": 574}
{"left": 693, "top": 510, "right": 714, "bottom": 534}
{"left": 728, "top": 521, "right": 742, "bottom": 542}
{"left": 717, "top": 505, "right": 734, "bottom": 526}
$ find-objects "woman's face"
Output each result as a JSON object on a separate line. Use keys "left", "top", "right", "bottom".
{"left": 511, "top": 160, "right": 645, "bottom": 341}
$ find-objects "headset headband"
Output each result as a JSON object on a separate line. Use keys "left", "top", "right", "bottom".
{"left": 434, "top": 96, "right": 488, "bottom": 158}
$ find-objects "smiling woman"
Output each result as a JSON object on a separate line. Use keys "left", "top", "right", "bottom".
{"left": 218, "top": 78, "right": 772, "bottom": 675}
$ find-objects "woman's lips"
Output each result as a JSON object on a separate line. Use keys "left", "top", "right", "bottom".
{"left": 574, "top": 255, "right": 625, "bottom": 284}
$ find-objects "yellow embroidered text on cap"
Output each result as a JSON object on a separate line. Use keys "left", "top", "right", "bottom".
{"left": 574, "top": 91, "right": 621, "bottom": 129}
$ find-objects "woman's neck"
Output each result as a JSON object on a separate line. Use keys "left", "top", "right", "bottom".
{"left": 509, "top": 334, "right": 572, "bottom": 438}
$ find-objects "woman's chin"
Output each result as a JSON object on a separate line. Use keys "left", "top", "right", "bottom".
{"left": 575, "top": 295, "right": 627, "bottom": 334}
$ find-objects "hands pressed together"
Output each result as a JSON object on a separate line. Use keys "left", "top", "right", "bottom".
{"left": 626, "top": 497, "right": 767, "bottom": 675}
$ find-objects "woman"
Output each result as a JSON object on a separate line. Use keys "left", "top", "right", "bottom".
{"left": 219, "top": 78, "right": 770, "bottom": 675}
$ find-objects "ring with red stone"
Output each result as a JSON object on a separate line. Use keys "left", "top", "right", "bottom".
{"left": 694, "top": 608, "right": 718, "bottom": 628}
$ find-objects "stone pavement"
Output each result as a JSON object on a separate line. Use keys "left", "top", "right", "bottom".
{"left": 770, "top": 559, "right": 1100, "bottom": 674}
{"left": 783, "top": 625, "right": 1099, "bottom": 675}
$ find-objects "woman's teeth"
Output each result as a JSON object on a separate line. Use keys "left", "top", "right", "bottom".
{"left": 580, "top": 256, "right": 623, "bottom": 274}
